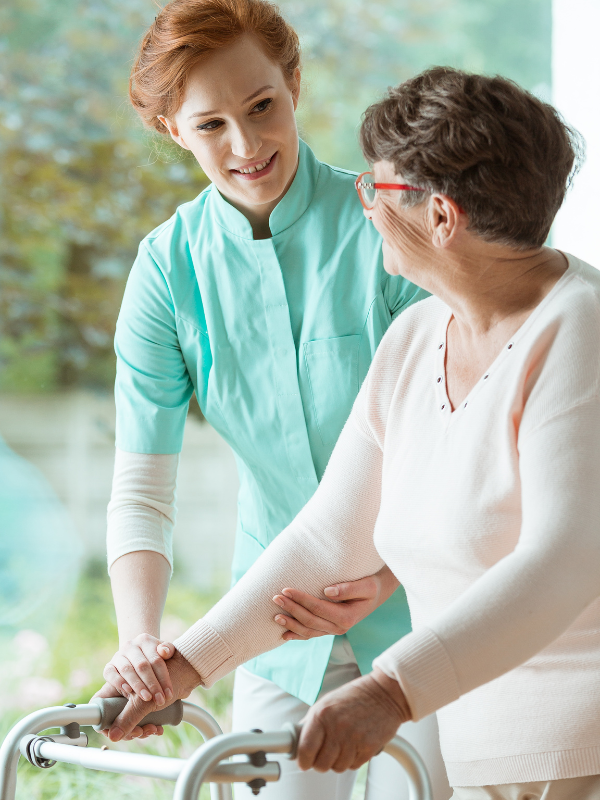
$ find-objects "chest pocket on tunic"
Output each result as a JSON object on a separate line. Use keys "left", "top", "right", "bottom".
{"left": 303, "top": 335, "right": 361, "bottom": 446}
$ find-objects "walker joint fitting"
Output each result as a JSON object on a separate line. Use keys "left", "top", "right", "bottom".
{"left": 23, "top": 736, "right": 57, "bottom": 769}
{"left": 246, "top": 729, "right": 268, "bottom": 794}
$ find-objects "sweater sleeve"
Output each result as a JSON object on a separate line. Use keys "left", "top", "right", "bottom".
{"left": 106, "top": 449, "right": 179, "bottom": 573}
{"left": 173, "top": 390, "right": 386, "bottom": 686}
{"left": 374, "top": 396, "right": 600, "bottom": 720}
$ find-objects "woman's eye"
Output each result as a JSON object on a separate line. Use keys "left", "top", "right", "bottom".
{"left": 251, "top": 98, "right": 272, "bottom": 114}
{"left": 196, "top": 119, "right": 222, "bottom": 132}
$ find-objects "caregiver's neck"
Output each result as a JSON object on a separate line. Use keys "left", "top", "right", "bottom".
{"left": 224, "top": 158, "right": 299, "bottom": 241}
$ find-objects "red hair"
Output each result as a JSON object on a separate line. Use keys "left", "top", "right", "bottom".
{"left": 129, "top": 0, "right": 301, "bottom": 133}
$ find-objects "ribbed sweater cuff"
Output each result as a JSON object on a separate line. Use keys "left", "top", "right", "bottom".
{"left": 173, "top": 621, "right": 235, "bottom": 688}
{"left": 373, "top": 627, "right": 460, "bottom": 721}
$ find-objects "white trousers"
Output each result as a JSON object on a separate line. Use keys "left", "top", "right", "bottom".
{"left": 451, "top": 775, "right": 600, "bottom": 799}
{"left": 232, "top": 638, "right": 452, "bottom": 800}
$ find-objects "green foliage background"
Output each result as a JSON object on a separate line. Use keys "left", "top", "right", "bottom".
{"left": 0, "top": 0, "right": 551, "bottom": 394}
{"left": 0, "top": 560, "right": 232, "bottom": 800}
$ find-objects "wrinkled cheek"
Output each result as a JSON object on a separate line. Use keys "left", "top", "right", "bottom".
{"left": 379, "top": 203, "right": 430, "bottom": 263}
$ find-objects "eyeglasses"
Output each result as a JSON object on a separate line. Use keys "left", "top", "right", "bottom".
{"left": 355, "top": 171, "right": 426, "bottom": 210}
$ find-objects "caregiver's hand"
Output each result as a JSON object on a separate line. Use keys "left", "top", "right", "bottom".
{"left": 297, "top": 666, "right": 411, "bottom": 772}
{"left": 103, "top": 633, "right": 176, "bottom": 706}
{"left": 94, "top": 649, "right": 202, "bottom": 742}
{"left": 273, "top": 565, "right": 400, "bottom": 640}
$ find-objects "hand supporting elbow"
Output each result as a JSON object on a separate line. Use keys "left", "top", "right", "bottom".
{"left": 272, "top": 565, "right": 400, "bottom": 641}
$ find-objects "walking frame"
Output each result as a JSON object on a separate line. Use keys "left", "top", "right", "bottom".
{"left": 0, "top": 696, "right": 433, "bottom": 800}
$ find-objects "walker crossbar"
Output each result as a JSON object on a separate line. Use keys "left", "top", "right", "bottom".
{"left": 0, "top": 700, "right": 232, "bottom": 800}
{"left": 0, "top": 700, "right": 433, "bottom": 800}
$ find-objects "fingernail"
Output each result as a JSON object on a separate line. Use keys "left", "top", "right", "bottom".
{"left": 281, "top": 589, "right": 292, "bottom": 598}
{"left": 110, "top": 728, "right": 123, "bottom": 742}
{"left": 155, "top": 692, "right": 165, "bottom": 706}
{"left": 165, "top": 688, "right": 173, "bottom": 701}
{"left": 275, "top": 615, "right": 287, "bottom": 625}
{"left": 122, "top": 685, "right": 132, "bottom": 697}
{"left": 141, "top": 690, "right": 152, "bottom": 702}
{"left": 324, "top": 587, "right": 339, "bottom": 597}
{"left": 273, "top": 596, "right": 284, "bottom": 607}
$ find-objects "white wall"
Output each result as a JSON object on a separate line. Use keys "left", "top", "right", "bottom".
{"left": 552, "top": 0, "right": 600, "bottom": 267}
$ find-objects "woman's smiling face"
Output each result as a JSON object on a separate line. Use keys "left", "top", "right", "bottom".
{"left": 159, "top": 34, "right": 300, "bottom": 215}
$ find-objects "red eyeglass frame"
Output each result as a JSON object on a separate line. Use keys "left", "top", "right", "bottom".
{"left": 355, "top": 171, "right": 425, "bottom": 210}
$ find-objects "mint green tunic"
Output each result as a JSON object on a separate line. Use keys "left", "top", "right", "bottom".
{"left": 114, "top": 140, "right": 428, "bottom": 705}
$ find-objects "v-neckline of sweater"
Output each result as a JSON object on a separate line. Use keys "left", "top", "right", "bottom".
{"left": 434, "top": 255, "right": 575, "bottom": 426}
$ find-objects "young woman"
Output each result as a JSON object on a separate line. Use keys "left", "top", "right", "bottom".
{"left": 100, "top": 1, "right": 449, "bottom": 798}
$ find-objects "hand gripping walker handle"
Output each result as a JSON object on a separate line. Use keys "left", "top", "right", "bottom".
{"left": 90, "top": 697, "right": 184, "bottom": 732}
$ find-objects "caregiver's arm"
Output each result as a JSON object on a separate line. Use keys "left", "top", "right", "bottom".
{"left": 106, "top": 388, "right": 387, "bottom": 738}
{"left": 374, "top": 396, "right": 600, "bottom": 721}
{"left": 104, "top": 450, "right": 179, "bottom": 705}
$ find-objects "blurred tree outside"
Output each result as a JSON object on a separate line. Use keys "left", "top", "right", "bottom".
{"left": 0, "top": 0, "right": 207, "bottom": 392}
{"left": 0, "top": 0, "right": 551, "bottom": 394}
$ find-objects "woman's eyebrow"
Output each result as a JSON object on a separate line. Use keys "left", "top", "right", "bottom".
{"left": 187, "top": 85, "right": 274, "bottom": 120}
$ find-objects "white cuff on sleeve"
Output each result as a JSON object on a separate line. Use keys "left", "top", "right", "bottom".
{"left": 174, "top": 621, "right": 235, "bottom": 687}
{"left": 373, "top": 627, "right": 461, "bottom": 721}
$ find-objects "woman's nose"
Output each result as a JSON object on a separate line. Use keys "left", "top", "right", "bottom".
{"left": 230, "top": 124, "right": 262, "bottom": 160}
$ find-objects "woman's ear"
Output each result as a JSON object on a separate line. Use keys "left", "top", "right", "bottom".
{"left": 157, "top": 115, "right": 191, "bottom": 151}
{"left": 291, "top": 67, "right": 301, "bottom": 111}
{"left": 429, "top": 194, "right": 464, "bottom": 249}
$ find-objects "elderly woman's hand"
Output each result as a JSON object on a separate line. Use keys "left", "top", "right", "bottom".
{"left": 273, "top": 566, "right": 400, "bottom": 641}
{"left": 297, "top": 667, "right": 411, "bottom": 772}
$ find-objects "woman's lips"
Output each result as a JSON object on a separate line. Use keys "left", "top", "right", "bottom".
{"left": 231, "top": 151, "right": 278, "bottom": 181}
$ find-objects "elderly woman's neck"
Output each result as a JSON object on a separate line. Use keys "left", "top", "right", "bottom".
{"left": 427, "top": 242, "right": 568, "bottom": 410}
{"left": 427, "top": 243, "right": 568, "bottom": 337}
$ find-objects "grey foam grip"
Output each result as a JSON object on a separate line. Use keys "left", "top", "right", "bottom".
{"left": 90, "top": 697, "right": 184, "bottom": 732}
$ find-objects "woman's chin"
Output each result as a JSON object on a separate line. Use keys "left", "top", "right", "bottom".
{"left": 382, "top": 252, "right": 404, "bottom": 277}
{"left": 230, "top": 179, "right": 289, "bottom": 209}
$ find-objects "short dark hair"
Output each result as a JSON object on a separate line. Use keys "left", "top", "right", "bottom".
{"left": 360, "top": 67, "right": 584, "bottom": 249}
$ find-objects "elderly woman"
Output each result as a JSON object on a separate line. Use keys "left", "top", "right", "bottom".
{"left": 98, "top": 68, "right": 600, "bottom": 799}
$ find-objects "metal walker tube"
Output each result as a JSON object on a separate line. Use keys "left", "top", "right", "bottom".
{"left": 1, "top": 701, "right": 433, "bottom": 800}
{"left": 0, "top": 703, "right": 101, "bottom": 800}
{"left": 174, "top": 729, "right": 296, "bottom": 800}
{"left": 173, "top": 727, "right": 433, "bottom": 800}
{"left": 0, "top": 700, "right": 231, "bottom": 800}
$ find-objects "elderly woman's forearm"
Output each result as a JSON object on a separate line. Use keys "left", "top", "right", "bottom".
{"left": 173, "top": 410, "right": 386, "bottom": 684}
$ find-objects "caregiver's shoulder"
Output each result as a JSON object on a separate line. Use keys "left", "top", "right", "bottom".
{"left": 128, "top": 187, "right": 213, "bottom": 281}
{"left": 142, "top": 186, "right": 212, "bottom": 251}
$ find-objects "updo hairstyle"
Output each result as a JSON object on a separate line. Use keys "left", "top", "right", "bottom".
{"left": 130, "top": 0, "right": 300, "bottom": 133}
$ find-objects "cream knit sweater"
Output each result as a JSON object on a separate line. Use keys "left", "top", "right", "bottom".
{"left": 110, "top": 255, "right": 600, "bottom": 787}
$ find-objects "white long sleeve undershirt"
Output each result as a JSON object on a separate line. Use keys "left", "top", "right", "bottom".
{"left": 107, "top": 449, "right": 179, "bottom": 573}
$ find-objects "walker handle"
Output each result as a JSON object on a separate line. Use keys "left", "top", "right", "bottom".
{"left": 90, "top": 697, "right": 184, "bottom": 732}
